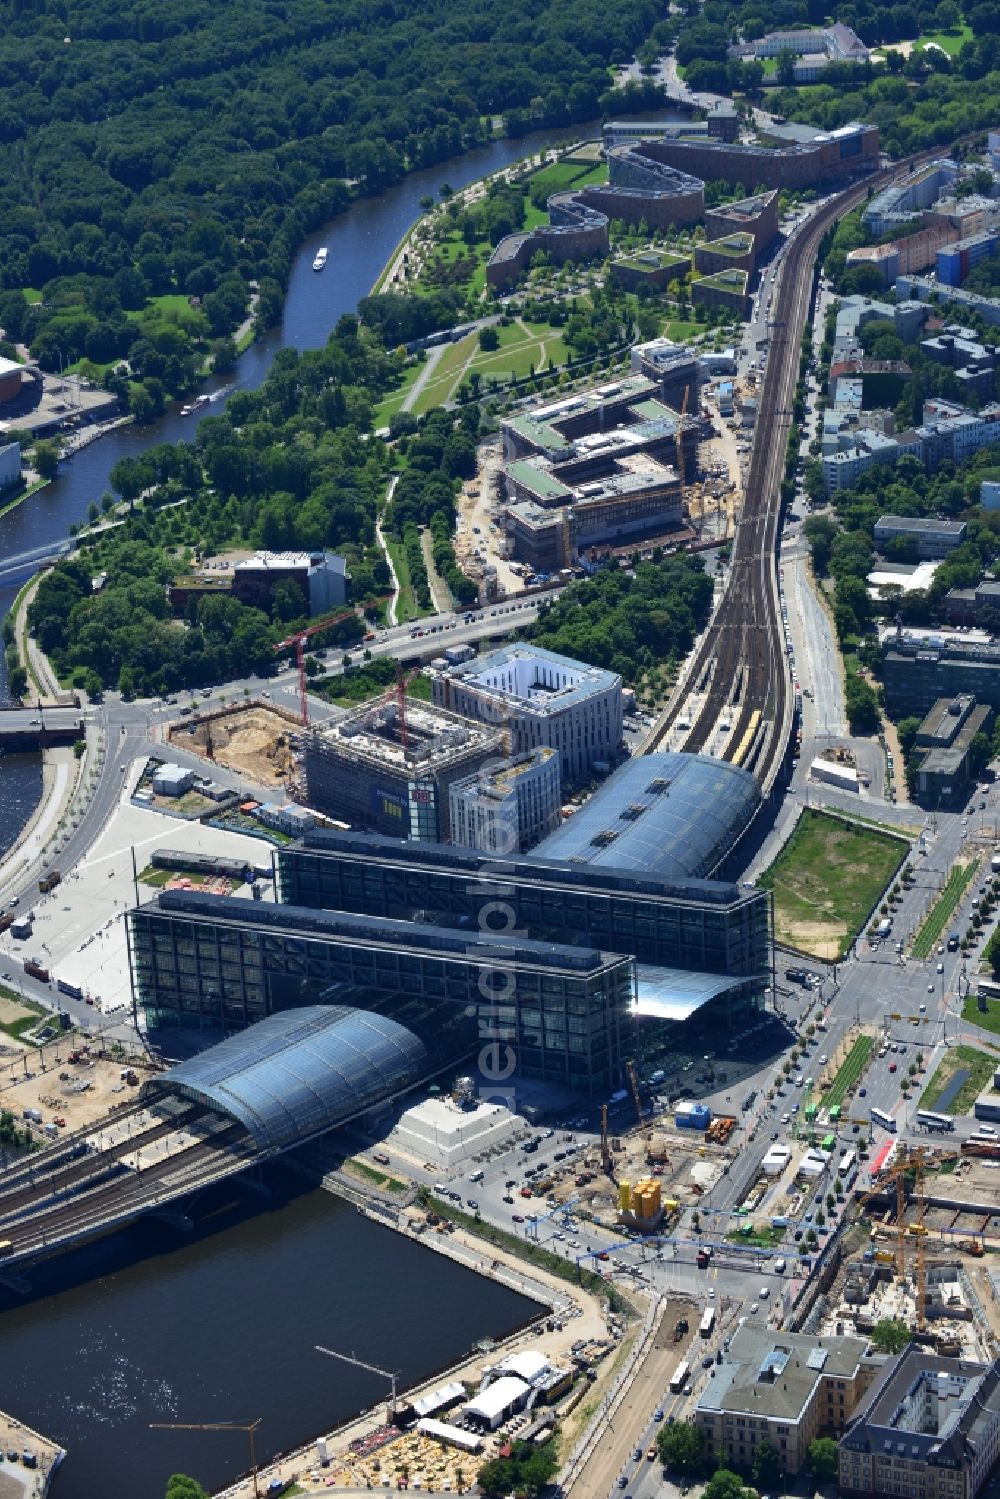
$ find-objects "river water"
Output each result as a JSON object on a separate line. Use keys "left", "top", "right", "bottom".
{"left": 0, "top": 120, "right": 605, "bottom": 855}
{"left": 0, "top": 1172, "right": 540, "bottom": 1498}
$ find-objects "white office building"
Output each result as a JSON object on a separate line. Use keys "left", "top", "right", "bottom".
{"left": 448, "top": 747, "right": 561, "bottom": 854}
{"left": 432, "top": 644, "right": 623, "bottom": 785}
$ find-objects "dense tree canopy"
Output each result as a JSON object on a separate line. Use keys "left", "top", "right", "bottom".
{"left": 0, "top": 0, "right": 661, "bottom": 383}
{"left": 522, "top": 555, "right": 714, "bottom": 684}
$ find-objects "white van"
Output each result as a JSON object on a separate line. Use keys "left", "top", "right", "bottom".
{"left": 774, "top": 1258, "right": 786, "bottom": 1274}
{"left": 469, "top": 1169, "right": 485, "bottom": 1184}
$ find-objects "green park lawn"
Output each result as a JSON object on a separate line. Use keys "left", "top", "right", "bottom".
{"left": 373, "top": 360, "right": 424, "bottom": 429}
{"left": 759, "top": 810, "right": 908, "bottom": 959}
{"left": 920, "top": 1044, "right": 996, "bottom": 1115}
{"left": 962, "top": 990, "right": 1000, "bottom": 1038}
{"left": 915, "top": 25, "right": 972, "bottom": 56}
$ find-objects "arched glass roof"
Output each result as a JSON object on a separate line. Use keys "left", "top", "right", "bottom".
{"left": 534, "top": 752, "right": 761, "bottom": 882}
{"left": 144, "top": 1006, "right": 428, "bottom": 1157}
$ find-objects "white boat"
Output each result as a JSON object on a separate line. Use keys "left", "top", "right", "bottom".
{"left": 180, "top": 403, "right": 194, "bottom": 416}
{"left": 312, "top": 247, "right": 329, "bottom": 271}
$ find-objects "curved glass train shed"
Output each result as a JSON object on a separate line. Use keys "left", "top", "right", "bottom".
{"left": 534, "top": 752, "right": 761, "bottom": 882}
{"left": 142, "top": 1006, "right": 429, "bottom": 1158}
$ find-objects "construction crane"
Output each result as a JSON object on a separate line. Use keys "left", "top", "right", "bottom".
{"left": 600, "top": 1103, "right": 614, "bottom": 1178}
{"left": 150, "top": 1418, "right": 262, "bottom": 1498}
{"left": 676, "top": 383, "right": 689, "bottom": 494}
{"left": 275, "top": 597, "right": 390, "bottom": 725}
{"left": 626, "top": 1059, "right": 643, "bottom": 1121}
{"left": 856, "top": 1143, "right": 929, "bottom": 1330}
{"left": 316, "top": 1345, "right": 400, "bottom": 1424}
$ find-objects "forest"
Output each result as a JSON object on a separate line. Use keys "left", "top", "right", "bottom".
{"left": 521, "top": 556, "right": 715, "bottom": 686}
{"left": 0, "top": 0, "right": 661, "bottom": 404}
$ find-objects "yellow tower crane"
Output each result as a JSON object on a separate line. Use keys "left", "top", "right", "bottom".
{"left": 150, "top": 1418, "right": 262, "bottom": 1498}
{"left": 856, "top": 1143, "right": 929, "bottom": 1331}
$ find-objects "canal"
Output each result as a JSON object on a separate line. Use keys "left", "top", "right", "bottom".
{"left": 0, "top": 1172, "right": 541, "bottom": 1498}
{"left": 0, "top": 119, "right": 607, "bottom": 856}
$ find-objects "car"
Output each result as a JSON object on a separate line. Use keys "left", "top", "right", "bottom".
{"left": 702, "top": 1356, "right": 714, "bottom": 1369}
{"left": 119, "top": 762, "right": 126, "bottom": 772}
{"left": 859, "top": 1087, "right": 867, "bottom": 1097}
{"left": 502, "top": 1195, "right": 514, "bottom": 1205}
{"left": 889, "top": 1062, "right": 897, "bottom": 1073}
{"left": 653, "top": 1410, "right": 664, "bottom": 1422}
{"left": 937, "top": 962, "right": 944, "bottom": 973}
{"left": 928, "top": 982, "right": 935, "bottom": 992}
{"left": 512, "top": 1214, "right": 525, "bottom": 1223}
{"left": 633, "top": 1447, "right": 643, "bottom": 1461}
{"left": 85, "top": 996, "right": 94, "bottom": 1005}
{"left": 466, "top": 1199, "right": 479, "bottom": 1210}
{"left": 781, "top": 1112, "right": 790, "bottom": 1124}
{"left": 750, "top": 1302, "right": 759, "bottom": 1314}
{"left": 919, "top": 1003, "right": 927, "bottom": 1012}
{"left": 707, "top": 1287, "right": 715, "bottom": 1298}
{"left": 646, "top": 1446, "right": 657, "bottom": 1461}
{"left": 759, "top": 1287, "right": 770, "bottom": 1300}
{"left": 618, "top": 1477, "right": 628, "bottom": 1490}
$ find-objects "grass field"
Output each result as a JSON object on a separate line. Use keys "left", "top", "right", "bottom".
{"left": 411, "top": 319, "right": 569, "bottom": 413}
{"left": 915, "top": 25, "right": 972, "bottom": 56}
{"left": 920, "top": 1044, "right": 996, "bottom": 1115}
{"left": 759, "top": 810, "right": 908, "bottom": 959}
{"left": 373, "top": 360, "right": 424, "bottom": 429}
{"left": 824, "top": 1035, "right": 875, "bottom": 1111}
{"left": 962, "top": 991, "right": 1000, "bottom": 1037}
{"left": 912, "top": 860, "right": 978, "bottom": 959}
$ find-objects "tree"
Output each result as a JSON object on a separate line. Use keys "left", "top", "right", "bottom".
{"left": 845, "top": 674, "right": 880, "bottom": 735}
{"left": 808, "top": 1436, "right": 839, "bottom": 1483}
{"left": 752, "top": 1439, "right": 782, "bottom": 1488}
{"left": 165, "top": 1478, "right": 210, "bottom": 1499}
{"left": 33, "top": 440, "right": 60, "bottom": 480}
{"left": 478, "top": 325, "right": 499, "bottom": 351}
{"left": 657, "top": 1421, "right": 704, "bottom": 1476}
{"left": 871, "top": 1317, "right": 911, "bottom": 1354}
{"left": 704, "top": 1469, "right": 747, "bottom": 1499}
{"left": 776, "top": 47, "right": 796, "bottom": 86}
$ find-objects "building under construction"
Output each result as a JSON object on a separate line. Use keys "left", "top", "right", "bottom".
{"left": 303, "top": 698, "right": 503, "bottom": 842}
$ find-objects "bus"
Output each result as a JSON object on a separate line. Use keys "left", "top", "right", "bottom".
{"left": 669, "top": 1361, "right": 691, "bottom": 1394}
{"left": 56, "top": 978, "right": 83, "bottom": 1000}
{"left": 838, "top": 1149, "right": 857, "bottom": 1178}
{"left": 699, "top": 1306, "right": 716, "bottom": 1339}
{"left": 871, "top": 1107, "right": 897, "bottom": 1133}
{"left": 821, "top": 1133, "right": 836, "bottom": 1152}
{"left": 916, "top": 1110, "right": 955, "bottom": 1133}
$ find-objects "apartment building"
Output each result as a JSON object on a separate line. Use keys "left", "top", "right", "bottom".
{"left": 694, "top": 1325, "right": 880, "bottom": 1475}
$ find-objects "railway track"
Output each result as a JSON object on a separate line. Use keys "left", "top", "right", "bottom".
{"left": 650, "top": 148, "right": 949, "bottom": 793}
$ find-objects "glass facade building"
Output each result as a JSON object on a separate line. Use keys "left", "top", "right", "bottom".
{"left": 276, "top": 830, "right": 770, "bottom": 987}
{"left": 129, "top": 890, "right": 632, "bottom": 1094}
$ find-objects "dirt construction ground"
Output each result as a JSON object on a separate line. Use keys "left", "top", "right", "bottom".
{"left": 171, "top": 704, "right": 300, "bottom": 786}
{"left": 0, "top": 1036, "right": 159, "bottom": 1140}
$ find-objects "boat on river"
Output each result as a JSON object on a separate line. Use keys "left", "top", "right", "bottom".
{"left": 313, "top": 246, "right": 329, "bottom": 271}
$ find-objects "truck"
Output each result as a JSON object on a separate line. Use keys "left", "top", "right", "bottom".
{"left": 696, "top": 1248, "right": 710, "bottom": 1269}
{"left": 23, "top": 959, "right": 50, "bottom": 983}
{"left": 875, "top": 917, "right": 892, "bottom": 940}
{"left": 991, "top": 852, "right": 1000, "bottom": 875}
{"left": 947, "top": 932, "right": 960, "bottom": 951}
{"left": 38, "top": 871, "right": 61, "bottom": 894}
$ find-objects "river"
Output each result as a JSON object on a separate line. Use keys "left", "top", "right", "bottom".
{"left": 0, "top": 1172, "right": 540, "bottom": 1498}
{"left": 0, "top": 118, "right": 612, "bottom": 855}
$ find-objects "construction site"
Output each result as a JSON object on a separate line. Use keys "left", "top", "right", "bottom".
{"left": 826, "top": 1140, "right": 1000, "bottom": 1360}
{"left": 303, "top": 695, "right": 504, "bottom": 841}
{"left": 168, "top": 700, "right": 304, "bottom": 788}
